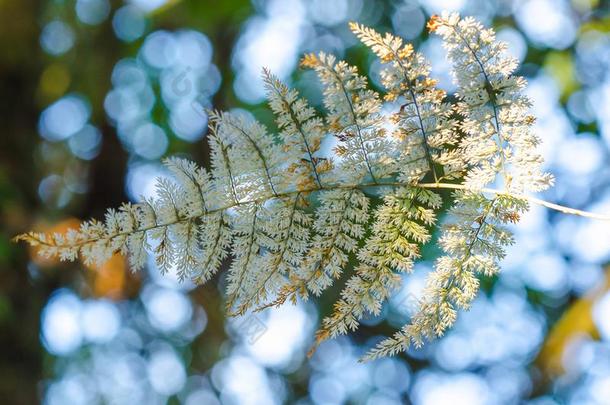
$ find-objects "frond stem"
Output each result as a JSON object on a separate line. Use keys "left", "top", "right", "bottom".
{"left": 23, "top": 182, "right": 610, "bottom": 251}
{"left": 220, "top": 142, "right": 240, "bottom": 204}
{"left": 417, "top": 183, "right": 610, "bottom": 221}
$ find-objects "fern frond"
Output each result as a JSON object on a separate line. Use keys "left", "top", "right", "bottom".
{"left": 429, "top": 12, "right": 553, "bottom": 192}
{"left": 262, "top": 189, "right": 371, "bottom": 313}
{"left": 162, "top": 157, "right": 214, "bottom": 279}
{"left": 262, "top": 68, "right": 329, "bottom": 189}
{"left": 350, "top": 22, "right": 461, "bottom": 183}
{"left": 207, "top": 126, "right": 240, "bottom": 205}
{"left": 225, "top": 203, "right": 264, "bottom": 311}
{"left": 364, "top": 192, "right": 527, "bottom": 360}
{"left": 363, "top": 13, "right": 557, "bottom": 360}
{"left": 302, "top": 52, "right": 395, "bottom": 183}
{"left": 313, "top": 187, "right": 441, "bottom": 350}
{"left": 232, "top": 193, "right": 312, "bottom": 315}
{"left": 210, "top": 110, "right": 285, "bottom": 198}
{"left": 193, "top": 211, "right": 232, "bottom": 283}
{"left": 17, "top": 14, "right": 585, "bottom": 362}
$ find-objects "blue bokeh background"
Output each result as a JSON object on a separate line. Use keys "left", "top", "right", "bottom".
{"left": 3, "top": 0, "right": 610, "bottom": 403}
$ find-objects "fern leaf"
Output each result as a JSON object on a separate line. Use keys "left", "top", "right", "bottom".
{"left": 430, "top": 12, "right": 553, "bottom": 192}
{"left": 313, "top": 187, "right": 441, "bottom": 350}
{"left": 262, "top": 68, "right": 329, "bottom": 189}
{"left": 225, "top": 203, "right": 264, "bottom": 311}
{"left": 305, "top": 189, "right": 370, "bottom": 294}
{"left": 15, "top": 15, "right": 565, "bottom": 362}
{"left": 193, "top": 211, "right": 233, "bottom": 284}
{"left": 233, "top": 193, "right": 312, "bottom": 315}
{"left": 351, "top": 22, "right": 460, "bottom": 183}
{"left": 210, "top": 110, "right": 285, "bottom": 198}
{"left": 364, "top": 192, "right": 527, "bottom": 360}
{"left": 303, "top": 52, "right": 395, "bottom": 182}
{"left": 260, "top": 189, "right": 370, "bottom": 310}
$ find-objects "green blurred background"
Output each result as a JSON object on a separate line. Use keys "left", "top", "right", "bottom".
{"left": 2, "top": 0, "right": 610, "bottom": 404}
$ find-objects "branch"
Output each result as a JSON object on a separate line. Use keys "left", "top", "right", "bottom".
{"left": 417, "top": 183, "right": 610, "bottom": 221}
{"left": 15, "top": 180, "right": 610, "bottom": 252}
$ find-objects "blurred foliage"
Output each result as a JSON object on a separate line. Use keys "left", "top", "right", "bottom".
{"left": 536, "top": 271, "right": 605, "bottom": 378}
